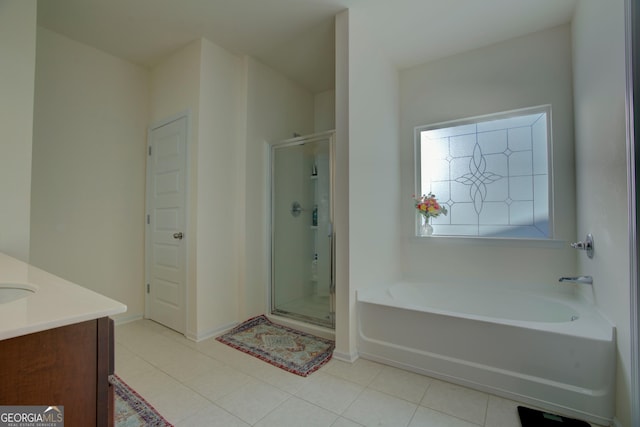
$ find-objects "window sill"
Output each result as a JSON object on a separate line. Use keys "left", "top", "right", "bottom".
{"left": 411, "top": 234, "right": 566, "bottom": 249}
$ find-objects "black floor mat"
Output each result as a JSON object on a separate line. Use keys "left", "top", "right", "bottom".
{"left": 518, "top": 406, "right": 591, "bottom": 427}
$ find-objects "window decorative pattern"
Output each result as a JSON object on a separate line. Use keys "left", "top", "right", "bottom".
{"left": 417, "top": 106, "right": 552, "bottom": 238}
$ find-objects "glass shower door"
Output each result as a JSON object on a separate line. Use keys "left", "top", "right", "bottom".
{"left": 271, "top": 132, "right": 334, "bottom": 328}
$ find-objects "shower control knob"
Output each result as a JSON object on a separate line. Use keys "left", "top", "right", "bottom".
{"left": 570, "top": 233, "right": 593, "bottom": 258}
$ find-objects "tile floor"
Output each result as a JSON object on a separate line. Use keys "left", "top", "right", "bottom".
{"left": 115, "top": 319, "right": 603, "bottom": 427}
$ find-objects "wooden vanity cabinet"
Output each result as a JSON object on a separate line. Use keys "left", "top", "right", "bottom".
{"left": 0, "top": 317, "right": 115, "bottom": 427}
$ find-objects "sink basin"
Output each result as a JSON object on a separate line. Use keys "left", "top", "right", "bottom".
{"left": 0, "top": 283, "right": 36, "bottom": 304}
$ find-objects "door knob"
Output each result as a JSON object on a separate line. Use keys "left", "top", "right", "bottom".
{"left": 173, "top": 232, "right": 184, "bottom": 240}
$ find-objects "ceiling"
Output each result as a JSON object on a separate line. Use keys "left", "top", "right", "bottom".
{"left": 37, "top": 0, "right": 577, "bottom": 94}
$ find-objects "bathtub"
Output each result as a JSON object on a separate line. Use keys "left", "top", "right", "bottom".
{"left": 357, "top": 282, "right": 615, "bottom": 425}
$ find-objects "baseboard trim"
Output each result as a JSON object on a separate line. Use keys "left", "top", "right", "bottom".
{"left": 333, "top": 350, "right": 359, "bottom": 363}
{"left": 186, "top": 321, "right": 238, "bottom": 342}
{"left": 112, "top": 313, "right": 143, "bottom": 326}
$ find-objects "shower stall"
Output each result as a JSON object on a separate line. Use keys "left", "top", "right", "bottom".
{"left": 270, "top": 131, "right": 335, "bottom": 329}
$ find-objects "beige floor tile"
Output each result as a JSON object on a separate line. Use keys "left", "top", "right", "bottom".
{"left": 176, "top": 403, "right": 251, "bottom": 427}
{"left": 137, "top": 318, "right": 172, "bottom": 334}
{"left": 117, "top": 331, "right": 185, "bottom": 366}
{"left": 114, "top": 320, "right": 150, "bottom": 342}
{"left": 331, "top": 418, "right": 364, "bottom": 427}
{"left": 254, "top": 397, "right": 338, "bottom": 427}
{"left": 421, "top": 380, "right": 488, "bottom": 425}
{"left": 160, "top": 350, "right": 225, "bottom": 382}
{"left": 240, "top": 357, "right": 310, "bottom": 393}
{"left": 144, "top": 383, "right": 211, "bottom": 424}
{"left": 484, "top": 395, "right": 522, "bottom": 427}
{"left": 120, "top": 367, "right": 181, "bottom": 401}
{"left": 409, "top": 406, "right": 482, "bottom": 427}
{"left": 342, "top": 389, "right": 418, "bottom": 427}
{"left": 136, "top": 338, "right": 201, "bottom": 368}
{"left": 184, "top": 364, "right": 253, "bottom": 401}
{"left": 323, "top": 358, "right": 384, "bottom": 386}
{"left": 159, "top": 327, "right": 199, "bottom": 349}
{"left": 214, "top": 378, "right": 290, "bottom": 425}
{"left": 369, "top": 365, "right": 432, "bottom": 403}
{"left": 115, "top": 344, "right": 156, "bottom": 379}
{"left": 195, "top": 338, "right": 262, "bottom": 370}
{"left": 296, "top": 372, "right": 364, "bottom": 414}
{"left": 114, "top": 342, "right": 136, "bottom": 362}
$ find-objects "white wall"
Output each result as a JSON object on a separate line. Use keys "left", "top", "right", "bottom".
{"left": 149, "top": 39, "right": 202, "bottom": 336}
{"left": 150, "top": 38, "right": 245, "bottom": 339}
{"left": 399, "top": 25, "right": 576, "bottom": 290}
{"left": 0, "top": 0, "right": 36, "bottom": 262}
{"left": 572, "top": 1, "right": 630, "bottom": 425}
{"left": 240, "top": 57, "right": 314, "bottom": 319}
{"left": 195, "top": 38, "right": 244, "bottom": 338}
{"left": 30, "top": 27, "right": 149, "bottom": 320}
{"left": 315, "top": 89, "right": 336, "bottom": 132}
{"left": 334, "top": 10, "right": 351, "bottom": 358}
{"left": 28, "top": 28, "right": 315, "bottom": 338}
{"left": 339, "top": 9, "right": 402, "bottom": 358}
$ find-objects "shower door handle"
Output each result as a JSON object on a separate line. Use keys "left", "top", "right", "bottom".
{"left": 329, "top": 223, "right": 335, "bottom": 294}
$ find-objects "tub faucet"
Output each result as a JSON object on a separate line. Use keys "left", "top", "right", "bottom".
{"left": 559, "top": 276, "right": 593, "bottom": 285}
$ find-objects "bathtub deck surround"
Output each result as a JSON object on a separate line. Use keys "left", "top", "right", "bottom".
{"left": 357, "top": 282, "right": 615, "bottom": 426}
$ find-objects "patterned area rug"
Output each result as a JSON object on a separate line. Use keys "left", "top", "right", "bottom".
{"left": 112, "top": 374, "right": 173, "bottom": 427}
{"left": 216, "top": 315, "right": 334, "bottom": 377}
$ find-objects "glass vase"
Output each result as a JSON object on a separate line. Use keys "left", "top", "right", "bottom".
{"left": 419, "top": 216, "right": 433, "bottom": 236}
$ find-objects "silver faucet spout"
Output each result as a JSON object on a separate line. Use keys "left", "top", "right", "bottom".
{"left": 559, "top": 275, "right": 593, "bottom": 285}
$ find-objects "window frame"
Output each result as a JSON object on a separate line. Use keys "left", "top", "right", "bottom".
{"left": 413, "top": 105, "right": 555, "bottom": 240}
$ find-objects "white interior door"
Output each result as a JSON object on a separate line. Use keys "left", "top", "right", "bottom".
{"left": 145, "top": 115, "right": 188, "bottom": 334}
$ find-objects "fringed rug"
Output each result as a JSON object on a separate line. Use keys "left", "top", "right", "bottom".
{"left": 216, "top": 315, "right": 334, "bottom": 377}
{"left": 112, "top": 374, "right": 173, "bottom": 427}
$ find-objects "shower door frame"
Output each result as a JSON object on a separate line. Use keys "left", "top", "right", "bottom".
{"left": 268, "top": 130, "right": 336, "bottom": 329}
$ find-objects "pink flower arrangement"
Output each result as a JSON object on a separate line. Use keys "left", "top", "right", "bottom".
{"left": 413, "top": 193, "right": 448, "bottom": 219}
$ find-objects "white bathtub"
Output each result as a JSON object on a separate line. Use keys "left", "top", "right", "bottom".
{"left": 357, "top": 282, "right": 615, "bottom": 425}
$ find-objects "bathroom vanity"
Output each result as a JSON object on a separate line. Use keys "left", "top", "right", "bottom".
{"left": 0, "top": 253, "right": 127, "bottom": 427}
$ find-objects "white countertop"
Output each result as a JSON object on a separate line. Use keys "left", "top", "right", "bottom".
{"left": 0, "top": 252, "right": 127, "bottom": 341}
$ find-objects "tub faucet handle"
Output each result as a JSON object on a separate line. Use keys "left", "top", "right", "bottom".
{"left": 570, "top": 234, "right": 594, "bottom": 259}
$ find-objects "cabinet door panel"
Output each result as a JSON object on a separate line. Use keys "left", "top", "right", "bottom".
{"left": 0, "top": 320, "right": 102, "bottom": 426}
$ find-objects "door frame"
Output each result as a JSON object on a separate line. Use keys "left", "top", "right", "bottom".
{"left": 626, "top": 0, "right": 639, "bottom": 423}
{"left": 144, "top": 110, "right": 191, "bottom": 334}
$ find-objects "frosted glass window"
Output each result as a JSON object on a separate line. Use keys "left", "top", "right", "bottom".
{"left": 415, "top": 106, "right": 552, "bottom": 238}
